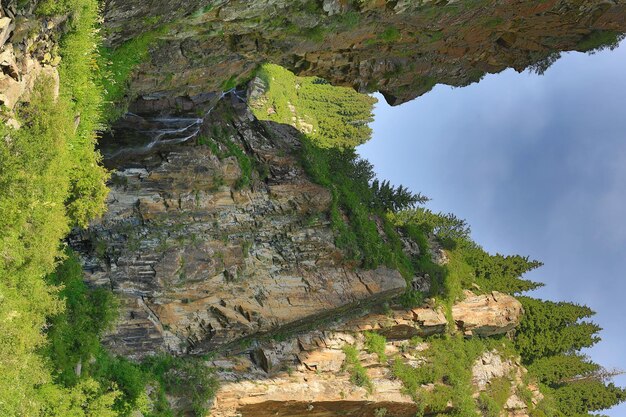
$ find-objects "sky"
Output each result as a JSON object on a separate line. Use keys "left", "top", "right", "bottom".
{"left": 359, "top": 42, "right": 626, "bottom": 415}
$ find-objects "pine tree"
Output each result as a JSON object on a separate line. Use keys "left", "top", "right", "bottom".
{"left": 461, "top": 245, "right": 543, "bottom": 294}
{"left": 529, "top": 354, "right": 601, "bottom": 386}
{"left": 515, "top": 298, "right": 601, "bottom": 363}
{"left": 553, "top": 381, "right": 626, "bottom": 415}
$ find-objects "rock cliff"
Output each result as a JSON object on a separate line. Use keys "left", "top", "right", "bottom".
{"left": 72, "top": 95, "right": 409, "bottom": 358}
{"left": 11, "top": 0, "right": 621, "bottom": 415}
{"left": 101, "top": 0, "right": 626, "bottom": 106}
{"left": 208, "top": 303, "right": 532, "bottom": 417}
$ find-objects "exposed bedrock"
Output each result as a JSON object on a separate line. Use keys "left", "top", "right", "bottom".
{"left": 342, "top": 290, "right": 524, "bottom": 339}
{"left": 209, "top": 301, "right": 530, "bottom": 417}
{"left": 72, "top": 96, "right": 408, "bottom": 358}
{"left": 102, "top": 0, "right": 626, "bottom": 106}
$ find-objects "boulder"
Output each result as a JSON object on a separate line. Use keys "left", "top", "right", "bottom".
{"left": 452, "top": 291, "right": 524, "bottom": 337}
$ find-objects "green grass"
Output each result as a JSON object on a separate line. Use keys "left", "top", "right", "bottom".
{"left": 364, "top": 332, "right": 387, "bottom": 362}
{"left": 197, "top": 128, "right": 253, "bottom": 190}
{"left": 100, "top": 25, "right": 170, "bottom": 121}
{"left": 392, "top": 336, "right": 489, "bottom": 416}
{"left": 378, "top": 27, "right": 401, "bottom": 42}
{"left": 252, "top": 64, "right": 377, "bottom": 149}
{"left": 477, "top": 377, "right": 512, "bottom": 417}
{"left": 342, "top": 345, "right": 373, "bottom": 393}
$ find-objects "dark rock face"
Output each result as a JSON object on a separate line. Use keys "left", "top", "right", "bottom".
{"left": 73, "top": 96, "right": 407, "bottom": 359}
{"left": 102, "top": 0, "right": 626, "bottom": 106}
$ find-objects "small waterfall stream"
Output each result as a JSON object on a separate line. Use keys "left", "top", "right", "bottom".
{"left": 101, "top": 89, "right": 246, "bottom": 162}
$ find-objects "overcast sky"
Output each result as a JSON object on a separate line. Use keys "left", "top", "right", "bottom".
{"left": 359, "top": 42, "right": 626, "bottom": 415}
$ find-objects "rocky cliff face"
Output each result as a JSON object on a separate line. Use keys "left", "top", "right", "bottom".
{"left": 72, "top": 91, "right": 529, "bottom": 415}
{"left": 101, "top": 0, "right": 626, "bottom": 106}
{"left": 72, "top": 95, "right": 409, "bottom": 358}
{"left": 344, "top": 290, "right": 524, "bottom": 339}
{"left": 208, "top": 298, "right": 531, "bottom": 417}
{"left": 61, "top": 1, "right": 626, "bottom": 415}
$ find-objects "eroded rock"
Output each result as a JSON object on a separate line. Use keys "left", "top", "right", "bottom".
{"left": 73, "top": 99, "right": 407, "bottom": 358}
{"left": 452, "top": 291, "right": 524, "bottom": 337}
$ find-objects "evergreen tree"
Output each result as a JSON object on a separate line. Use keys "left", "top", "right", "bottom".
{"left": 390, "top": 208, "right": 470, "bottom": 241}
{"left": 553, "top": 381, "right": 626, "bottom": 415}
{"left": 461, "top": 244, "right": 543, "bottom": 294}
{"left": 529, "top": 354, "right": 601, "bottom": 386}
{"left": 370, "top": 179, "right": 428, "bottom": 212}
{"left": 515, "top": 297, "right": 601, "bottom": 363}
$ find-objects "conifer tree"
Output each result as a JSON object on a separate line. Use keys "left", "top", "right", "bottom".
{"left": 515, "top": 298, "right": 601, "bottom": 363}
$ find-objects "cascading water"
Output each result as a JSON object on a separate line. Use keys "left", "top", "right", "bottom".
{"left": 100, "top": 89, "right": 246, "bottom": 162}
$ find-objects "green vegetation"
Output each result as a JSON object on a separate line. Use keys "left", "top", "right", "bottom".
{"left": 389, "top": 209, "right": 624, "bottom": 415}
{"left": 45, "top": 252, "right": 119, "bottom": 386}
{"left": 299, "top": 139, "right": 419, "bottom": 279}
{"left": 246, "top": 68, "right": 424, "bottom": 293}
{"left": 197, "top": 125, "right": 253, "bottom": 190}
{"left": 1, "top": 2, "right": 218, "bottom": 416}
{"left": 42, "top": 253, "right": 217, "bottom": 417}
{"left": 0, "top": 0, "right": 109, "bottom": 414}
{"left": 100, "top": 26, "right": 170, "bottom": 121}
{"left": 364, "top": 332, "right": 387, "bottom": 362}
{"left": 252, "top": 64, "right": 377, "bottom": 148}
{"left": 378, "top": 26, "right": 401, "bottom": 43}
{"left": 2, "top": 2, "right": 624, "bottom": 415}
{"left": 342, "top": 345, "right": 373, "bottom": 393}
{"left": 477, "top": 377, "right": 512, "bottom": 417}
{"left": 515, "top": 298, "right": 600, "bottom": 363}
{"left": 576, "top": 30, "right": 626, "bottom": 53}
{"left": 141, "top": 355, "right": 219, "bottom": 417}
{"left": 392, "top": 336, "right": 490, "bottom": 416}
{"left": 249, "top": 59, "right": 625, "bottom": 417}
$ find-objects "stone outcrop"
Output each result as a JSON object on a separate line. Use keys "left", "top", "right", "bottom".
{"left": 209, "top": 306, "right": 530, "bottom": 417}
{"left": 100, "top": 0, "right": 626, "bottom": 106}
{"left": 453, "top": 290, "right": 525, "bottom": 337}
{"left": 0, "top": 1, "right": 64, "bottom": 119}
{"left": 339, "top": 291, "right": 523, "bottom": 339}
{"left": 472, "top": 351, "right": 544, "bottom": 416}
{"left": 212, "top": 330, "right": 418, "bottom": 416}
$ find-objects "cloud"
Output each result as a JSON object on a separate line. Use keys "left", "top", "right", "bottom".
{"left": 360, "top": 42, "right": 626, "bottom": 417}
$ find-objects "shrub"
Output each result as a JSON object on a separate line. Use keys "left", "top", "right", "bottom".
{"left": 342, "top": 345, "right": 373, "bottom": 393}
{"left": 364, "top": 332, "right": 387, "bottom": 362}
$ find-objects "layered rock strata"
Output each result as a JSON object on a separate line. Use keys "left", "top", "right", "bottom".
{"left": 209, "top": 301, "right": 532, "bottom": 417}
{"left": 102, "top": 0, "right": 626, "bottom": 106}
{"left": 72, "top": 96, "right": 407, "bottom": 359}
{"left": 341, "top": 291, "right": 524, "bottom": 339}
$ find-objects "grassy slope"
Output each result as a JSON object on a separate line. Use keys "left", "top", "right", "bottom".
{"left": 0, "top": 1, "right": 110, "bottom": 414}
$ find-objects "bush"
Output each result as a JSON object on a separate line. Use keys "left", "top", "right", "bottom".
{"left": 364, "top": 332, "right": 387, "bottom": 362}
{"left": 0, "top": 1, "right": 109, "bottom": 414}
{"left": 45, "top": 251, "right": 119, "bottom": 386}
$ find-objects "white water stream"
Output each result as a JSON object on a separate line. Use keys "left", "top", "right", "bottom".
{"left": 105, "top": 88, "right": 246, "bottom": 160}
